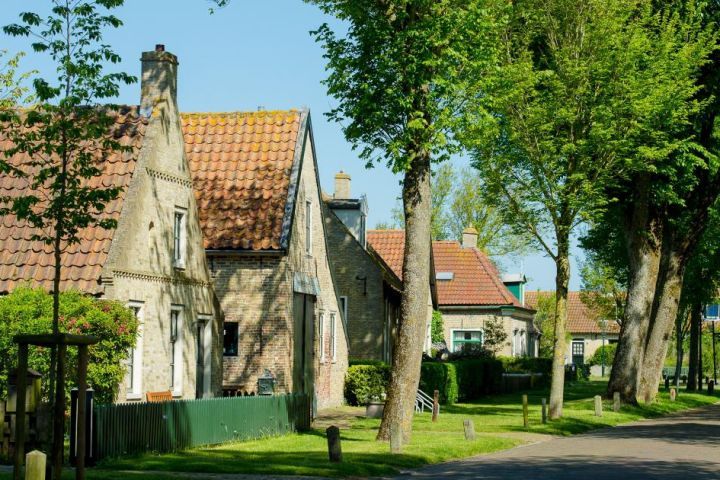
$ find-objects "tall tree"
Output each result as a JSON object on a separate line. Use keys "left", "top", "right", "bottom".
{"left": 307, "top": 0, "right": 499, "bottom": 443}
{"left": 1, "top": 1, "right": 133, "bottom": 476}
{"left": 463, "top": 0, "right": 688, "bottom": 418}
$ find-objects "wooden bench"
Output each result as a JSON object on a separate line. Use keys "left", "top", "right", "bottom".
{"left": 146, "top": 391, "right": 173, "bottom": 403}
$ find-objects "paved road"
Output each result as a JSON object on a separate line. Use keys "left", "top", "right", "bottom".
{"left": 396, "top": 403, "right": 720, "bottom": 480}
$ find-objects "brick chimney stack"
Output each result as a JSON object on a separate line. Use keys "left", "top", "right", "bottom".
{"left": 462, "top": 226, "right": 478, "bottom": 248}
{"left": 334, "top": 171, "right": 351, "bottom": 199}
{"left": 140, "top": 44, "right": 178, "bottom": 116}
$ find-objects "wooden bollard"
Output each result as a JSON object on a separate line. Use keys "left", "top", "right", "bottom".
{"left": 25, "top": 450, "right": 46, "bottom": 480}
{"left": 613, "top": 392, "right": 620, "bottom": 413}
{"left": 522, "top": 394, "right": 529, "bottom": 428}
{"left": 390, "top": 423, "right": 402, "bottom": 454}
{"left": 463, "top": 419, "right": 476, "bottom": 441}
{"left": 708, "top": 380, "right": 715, "bottom": 395}
{"left": 432, "top": 389, "right": 439, "bottom": 423}
{"left": 326, "top": 426, "right": 342, "bottom": 463}
{"left": 670, "top": 387, "right": 677, "bottom": 402}
{"left": 541, "top": 398, "right": 547, "bottom": 424}
{"left": 594, "top": 395, "right": 602, "bottom": 417}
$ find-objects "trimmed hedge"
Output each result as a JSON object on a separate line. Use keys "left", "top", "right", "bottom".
{"left": 344, "top": 363, "right": 391, "bottom": 405}
{"left": 419, "top": 362, "right": 459, "bottom": 404}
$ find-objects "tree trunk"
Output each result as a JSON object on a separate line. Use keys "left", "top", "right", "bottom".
{"left": 637, "top": 244, "right": 687, "bottom": 403}
{"left": 608, "top": 181, "right": 662, "bottom": 402}
{"left": 377, "top": 151, "right": 432, "bottom": 443}
{"left": 687, "top": 302, "right": 702, "bottom": 391}
{"left": 674, "top": 308, "right": 688, "bottom": 387}
{"left": 549, "top": 238, "right": 570, "bottom": 419}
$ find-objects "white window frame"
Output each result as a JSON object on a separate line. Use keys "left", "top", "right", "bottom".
{"left": 450, "top": 328, "right": 484, "bottom": 353}
{"left": 170, "top": 305, "right": 184, "bottom": 396}
{"left": 126, "top": 301, "right": 144, "bottom": 400}
{"left": 520, "top": 330, "right": 527, "bottom": 356}
{"left": 305, "top": 200, "right": 312, "bottom": 256}
{"left": 339, "top": 296, "right": 348, "bottom": 325}
{"left": 196, "top": 314, "right": 213, "bottom": 398}
{"left": 173, "top": 207, "right": 187, "bottom": 269}
{"left": 512, "top": 329, "right": 519, "bottom": 357}
{"left": 318, "top": 311, "right": 325, "bottom": 363}
{"left": 330, "top": 312, "right": 337, "bottom": 362}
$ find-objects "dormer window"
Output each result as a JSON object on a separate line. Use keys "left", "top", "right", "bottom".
{"left": 436, "top": 272, "right": 454, "bottom": 281}
{"left": 173, "top": 207, "right": 187, "bottom": 268}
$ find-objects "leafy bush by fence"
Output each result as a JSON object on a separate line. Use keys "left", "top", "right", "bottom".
{"left": 345, "top": 364, "right": 390, "bottom": 406}
{"left": 419, "top": 362, "right": 459, "bottom": 404}
{"left": 93, "top": 394, "right": 310, "bottom": 460}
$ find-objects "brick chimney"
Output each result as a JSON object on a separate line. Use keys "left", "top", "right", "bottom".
{"left": 334, "top": 171, "right": 351, "bottom": 199}
{"left": 140, "top": 44, "right": 178, "bottom": 116}
{"left": 462, "top": 226, "right": 478, "bottom": 248}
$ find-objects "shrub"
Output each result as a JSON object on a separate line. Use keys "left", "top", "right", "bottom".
{"left": 420, "top": 362, "right": 458, "bottom": 405}
{"left": 500, "top": 357, "right": 553, "bottom": 377}
{"left": 0, "top": 286, "right": 138, "bottom": 404}
{"left": 431, "top": 310, "right": 445, "bottom": 343}
{"left": 344, "top": 363, "right": 390, "bottom": 405}
{"left": 588, "top": 344, "right": 617, "bottom": 367}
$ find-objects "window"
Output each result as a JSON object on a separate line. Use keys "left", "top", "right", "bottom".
{"left": 173, "top": 208, "right": 187, "bottom": 268}
{"left": 512, "top": 329, "right": 519, "bottom": 357}
{"left": 330, "top": 312, "right": 337, "bottom": 362}
{"left": 520, "top": 330, "right": 526, "bottom": 356}
{"left": 452, "top": 330, "right": 483, "bottom": 353}
{"left": 339, "top": 297, "right": 348, "bottom": 325}
{"left": 170, "top": 306, "right": 183, "bottom": 393}
{"left": 125, "top": 302, "right": 143, "bottom": 398}
{"left": 223, "top": 322, "right": 239, "bottom": 356}
{"left": 318, "top": 312, "right": 325, "bottom": 362}
{"left": 305, "top": 200, "right": 312, "bottom": 255}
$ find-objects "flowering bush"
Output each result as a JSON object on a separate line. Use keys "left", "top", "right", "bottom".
{"left": 0, "top": 286, "right": 138, "bottom": 404}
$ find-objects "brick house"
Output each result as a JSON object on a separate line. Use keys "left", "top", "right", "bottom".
{"left": 525, "top": 291, "right": 620, "bottom": 371}
{"left": 324, "top": 173, "right": 403, "bottom": 362}
{"left": 432, "top": 228, "right": 537, "bottom": 357}
{"left": 182, "top": 110, "right": 348, "bottom": 409}
{"left": 365, "top": 229, "right": 438, "bottom": 358}
{"left": 0, "top": 46, "right": 222, "bottom": 402}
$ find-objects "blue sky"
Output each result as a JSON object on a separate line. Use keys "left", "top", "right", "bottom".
{"left": 2, "top": 0, "right": 583, "bottom": 290}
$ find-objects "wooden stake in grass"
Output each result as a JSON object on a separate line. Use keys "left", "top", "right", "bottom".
{"left": 25, "top": 450, "right": 46, "bottom": 480}
{"left": 432, "top": 390, "right": 439, "bottom": 423}
{"left": 326, "top": 426, "right": 342, "bottom": 463}
{"left": 390, "top": 423, "right": 402, "bottom": 454}
{"left": 594, "top": 395, "right": 602, "bottom": 417}
{"left": 670, "top": 387, "right": 677, "bottom": 402}
{"left": 463, "top": 419, "right": 476, "bottom": 441}
{"left": 522, "top": 395, "right": 529, "bottom": 428}
{"left": 541, "top": 398, "right": 547, "bottom": 424}
{"left": 613, "top": 392, "right": 621, "bottom": 413}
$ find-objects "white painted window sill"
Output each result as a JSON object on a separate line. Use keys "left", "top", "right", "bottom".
{"left": 126, "top": 393, "right": 142, "bottom": 401}
{"left": 172, "top": 391, "right": 183, "bottom": 398}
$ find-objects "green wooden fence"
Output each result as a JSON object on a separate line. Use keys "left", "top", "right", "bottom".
{"left": 93, "top": 394, "right": 311, "bottom": 459}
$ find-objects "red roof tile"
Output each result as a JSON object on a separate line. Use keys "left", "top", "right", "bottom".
{"left": 182, "top": 110, "right": 303, "bottom": 251}
{"left": 432, "top": 241, "right": 522, "bottom": 307}
{"left": 0, "top": 106, "right": 147, "bottom": 294}
{"left": 524, "top": 291, "right": 621, "bottom": 334}
{"left": 366, "top": 230, "right": 405, "bottom": 279}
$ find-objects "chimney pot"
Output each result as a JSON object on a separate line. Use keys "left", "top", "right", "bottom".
{"left": 155, "top": 44, "right": 165, "bottom": 52}
{"left": 462, "top": 226, "right": 478, "bottom": 248}
{"left": 334, "top": 171, "right": 351, "bottom": 199}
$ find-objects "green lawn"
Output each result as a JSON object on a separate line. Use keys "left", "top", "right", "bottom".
{"left": 3, "top": 381, "right": 717, "bottom": 479}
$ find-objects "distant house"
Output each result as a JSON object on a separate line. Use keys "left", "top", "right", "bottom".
{"left": 525, "top": 291, "right": 620, "bottom": 372}
{"left": 432, "top": 228, "right": 537, "bottom": 357}
{"left": 324, "top": 173, "right": 403, "bottom": 362}
{"left": 182, "top": 109, "right": 348, "bottom": 409}
{"left": 365, "top": 230, "right": 438, "bottom": 358}
{"left": 0, "top": 46, "right": 222, "bottom": 402}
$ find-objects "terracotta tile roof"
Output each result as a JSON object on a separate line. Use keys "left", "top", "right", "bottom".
{"left": 432, "top": 240, "right": 522, "bottom": 307}
{"left": 524, "top": 291, "right": 621, "bottom": 334}
{"left": 0, "top": 106, "right": 147, "bottom": 294}
{"left": 367, "top": 230, "right": 406, "bottom": 279}
{"left": 182, "top": 110, "right": 303, "bottom": 251}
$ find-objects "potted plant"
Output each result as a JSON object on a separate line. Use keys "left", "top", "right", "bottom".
{"left": 365, "top": 392, "right": 386, "bottom": 418}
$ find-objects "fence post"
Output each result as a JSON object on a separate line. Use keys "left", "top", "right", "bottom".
{"left": 326, "top": 426, "right": 342, "bottom": 463}
{"left": 594, "top": 395, "right": 602, "bottom": 417}
{"left": 463, "top": 419, "right": 476, "bottom": 441}
{"left": 25, "top": 450, "right": 45, "bottom": 480}
{"left": 613, "top": 392, "right": 620, "bottom": 413}
{"left": 522, "top": 395, "right": 529, "bottom": 428}
{"left": 541, "top": 398, "right": 547, "bottom": 424}
{"left": 13, "top": 344, "right": 28, "bottom": 480}
{"left": 432, "top": 390, "right": 439, "bottom": 423}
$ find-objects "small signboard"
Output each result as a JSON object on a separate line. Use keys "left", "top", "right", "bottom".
{"left": 705, "top": 303, "right": 720, "bottom": 321}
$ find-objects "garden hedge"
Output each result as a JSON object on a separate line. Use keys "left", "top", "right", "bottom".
{"left": 344, "top": 363, "right": 391, "bottom": 405}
